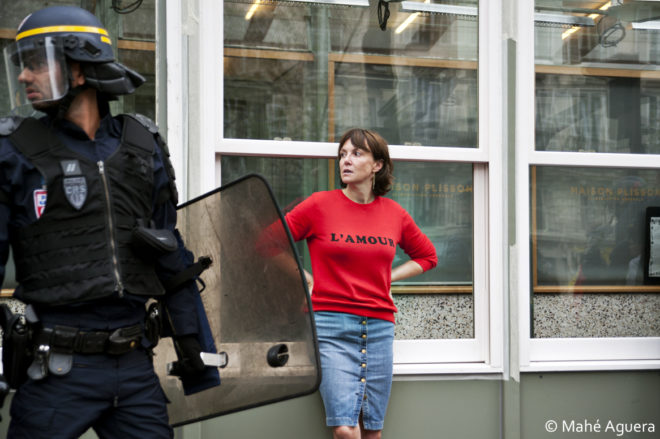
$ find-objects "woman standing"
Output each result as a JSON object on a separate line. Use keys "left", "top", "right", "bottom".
{"left": 285, "top": 129, "right": 437, "bottom": 439}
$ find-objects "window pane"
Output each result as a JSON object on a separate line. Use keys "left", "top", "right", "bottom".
{"left": 334, "top": 63, "right": 477, "bottom": 146}
{"left": 531, "top": 165, "right": 660, "bottom": 338}
{"left": 221, "top": 157, "right": 474, "bottom": 339}
{"left": 118, "top": 48, "right": 156, "bottom": 119}
{"left": 534, "top": 0, "right": 660, "bottom": 153}
{"left": 224, "top": 0, "right": 478, "bottom": 145}
{"left": 116, "top": 0, "right": 156, "bottom": 119}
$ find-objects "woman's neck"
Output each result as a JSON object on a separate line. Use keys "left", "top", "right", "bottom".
{"left": 342, "top": 184, "right": 375, "bottom": 204}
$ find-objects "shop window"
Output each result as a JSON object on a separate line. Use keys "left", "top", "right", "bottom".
{"left": 531, "top": 166, "right": 660, "bottom": 338}
{"left": 220, "top": 0, "right": 493, "bottom": 366}
{"left": 223, "top": 0, "right": 478, "bottom": 146}
{"left": 522, "top": 1, "right": 660, "bottom": 366}
{"left": 530, "top": 1, "right": 660, "bottom": 338}
{"left": 534, "top": 0, "right": 660, "bottom": 154}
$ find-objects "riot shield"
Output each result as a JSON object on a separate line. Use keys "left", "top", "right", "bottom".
{"left": 153, "top": 174, "right": 320, "bottom": 426}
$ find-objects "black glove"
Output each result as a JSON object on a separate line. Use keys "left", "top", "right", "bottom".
{"left": 171, "top": 335, "right": 205, "bottom": 378}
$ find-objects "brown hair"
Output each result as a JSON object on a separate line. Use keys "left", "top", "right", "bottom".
{"left": 337, "top": 128, "right": 393, "bottom": 196}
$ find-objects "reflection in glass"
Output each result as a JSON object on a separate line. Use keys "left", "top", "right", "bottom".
{"left": 534, "top": 0, "right": 660, "bottom": 154}
{"left": 118, "top": 49, "right": 156, "bottom": 119}
{"left": 531, "top": 165, "right": 660, "bottom": 338}
{"left": 224, "top": 57, "right": 314, "bottom": 141}
{"left": 390, "top": 162, "right": 473, "bottom": 286}
{"left": 224, "top": 0, "right": 478, "bottom": 145}
{"left": 221, "top": 156, "right": 475, "bottom": 339}
{"left": 333, "top": 63, "right": 477, "bottom": 146}
{"left": 533, "top": 166, "right": 660, "bottom": 287}
{"left": 536, "top": 74, "right": 660, "bottom": 154}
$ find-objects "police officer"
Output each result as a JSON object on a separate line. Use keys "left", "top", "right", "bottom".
{"left": 0, "top": 6, "right": 209, "bottom": 438}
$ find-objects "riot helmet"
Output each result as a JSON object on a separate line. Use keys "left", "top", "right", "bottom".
{"left": 3, "top": 5, "right": 145, "bottom": 115}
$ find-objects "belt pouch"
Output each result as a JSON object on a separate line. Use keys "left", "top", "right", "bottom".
{"left": 27, "top": 329, "right": 52, "bottom": 381}
{"left": 48, "top": 326, "right": 76, "bottom": 376}
{"left": 48, "top": 352, "right": 73, "bottom": 376}
{"left": 2, "top": 315, "right": 32, "bottom": 388}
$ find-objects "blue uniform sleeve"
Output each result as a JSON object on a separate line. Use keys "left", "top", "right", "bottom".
{"left": 0, "top": 138, "right": 15, "bottom": 288}
{"left": 151, "top": 140, "right": 221, "bottom": 394}
{"left": 0, "top": 135, "right": 38, "bottom": 290}
{"left": 151, "top": 143, "right": 201, "bottom": 336}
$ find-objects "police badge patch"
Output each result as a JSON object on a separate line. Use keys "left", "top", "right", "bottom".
{"left": 63, "top": 176, "right": 87, "bottom": 210}
{"left": 60, "top": 160, "right": 87, "bottom": 210}
{"left": 33, "top": 189, "right": 47, "bottom": 218}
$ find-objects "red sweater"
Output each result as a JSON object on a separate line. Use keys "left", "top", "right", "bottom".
{"left": 285, "top": 190, "right": 437, "bottom": 322}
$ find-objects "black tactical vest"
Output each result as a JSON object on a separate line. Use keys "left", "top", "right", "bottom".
{"left": 8, "top": 115, "right": 167, "bottom": 306}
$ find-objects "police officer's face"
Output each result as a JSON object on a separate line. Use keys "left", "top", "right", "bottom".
{"left": 17, "top": 53, "right": 66, "bottom": 110}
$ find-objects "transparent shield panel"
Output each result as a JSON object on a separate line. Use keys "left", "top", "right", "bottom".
{"left": 224, "top": 0, "right": 478, "bottom": 145}
{"left": 153, "top": 175, "right": 320, "bottom": 425}
{"left": 534, "top": 0, "right": 660, "bottom": 153}
{"left": 531, "top": 165, "right": 660, "bottom": 338}
{"left": 221, "top": 157, "right": 474, "bottom": 339}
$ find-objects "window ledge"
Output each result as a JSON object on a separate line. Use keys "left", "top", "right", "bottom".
{"left": 521, "top": 360, "right": 660, "bottom": 373}
{"left": 394, "top": 362, "right": 503, "bottom": 377}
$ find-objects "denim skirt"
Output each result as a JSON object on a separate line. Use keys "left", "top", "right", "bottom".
{"left": 314, "top": 311, "right": 394, "bottom": 431}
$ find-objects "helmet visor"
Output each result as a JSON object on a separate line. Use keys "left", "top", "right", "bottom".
{"left": 3, "top": 37, "right": 69, "bottom": 114}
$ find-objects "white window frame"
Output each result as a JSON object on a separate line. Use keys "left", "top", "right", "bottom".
{"left": 515, "top": 0, "right": 660, "bottom": 372}
{"left": 166, "top": 0, "right": 505, "bottom": 375}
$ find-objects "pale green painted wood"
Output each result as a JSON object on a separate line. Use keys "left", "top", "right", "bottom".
{"left": 520, "top": 371, "right": 660, "bottom": 439}
{"left": 2, "top": 372, "right": 658, "bottom": 438}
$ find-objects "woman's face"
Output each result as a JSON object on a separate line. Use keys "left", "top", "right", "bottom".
{"left": 339, "top": 139, "right": 383, "bottom": 187}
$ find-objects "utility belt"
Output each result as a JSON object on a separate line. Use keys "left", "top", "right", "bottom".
{"left": 35, "top": 324, "right": 143, "bottom": 356}
{"left": 27, "top": 324, "right": 143, "bottom": 381}
{"left": 0, "top": 302, "right": 163, "bottom": 388}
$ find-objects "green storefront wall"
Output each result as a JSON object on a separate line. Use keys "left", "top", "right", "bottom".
{"left": 1, "top": 371, "right": 658, "bottom": 438}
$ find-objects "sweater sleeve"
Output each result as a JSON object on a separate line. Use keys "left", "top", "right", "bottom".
{"left": 399, "top": 210, "right": 438, "bottom": 272}
{"left": 284, "top": 194, "right": 315, "bottom": 242}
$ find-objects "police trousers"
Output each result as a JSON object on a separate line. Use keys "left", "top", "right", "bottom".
{"left": 7, "top": 347, "right": 172, "bottom": 439}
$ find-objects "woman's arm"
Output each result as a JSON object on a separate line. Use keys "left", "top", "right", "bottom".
{"left": 391, "top": 260, "right": 424, "bottom": 283}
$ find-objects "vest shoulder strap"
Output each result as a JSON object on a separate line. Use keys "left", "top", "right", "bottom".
{"left": 120, "top": 114, "right": 156, "bottom": 154}
{"left": 8, "top": 118, "right": 62, "bottom": 160}
{"left": 120, "top": 114, "right": 178, "bottom": 206}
